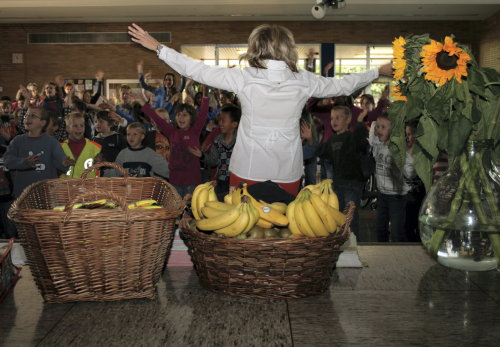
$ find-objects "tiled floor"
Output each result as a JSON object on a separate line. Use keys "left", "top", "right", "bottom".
{"left": 1, "top": 245, "right": 499, "bottom": 346}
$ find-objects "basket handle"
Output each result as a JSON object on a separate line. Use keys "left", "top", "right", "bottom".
{"left": 80, "top": 161, "right": 129, "bottom": 178}
{"left": 62, "top": 189, "right": 129, "bottom": 222}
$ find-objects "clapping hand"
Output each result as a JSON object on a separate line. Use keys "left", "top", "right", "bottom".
{"left": 62, "top": 156, "right": 75, "bottom": 167}
{"left": 188, "top": 146, "right": 203, "bottom": 158}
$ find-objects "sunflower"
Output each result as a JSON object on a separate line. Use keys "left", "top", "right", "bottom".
{"left": 392, "top": 36, "right": 407, "bottom": 81}
{"left": 391, "top": 84, "right": 408, "bottom": 101}
{"left": 420, "top": 36, "right": 471, "bottom": 86}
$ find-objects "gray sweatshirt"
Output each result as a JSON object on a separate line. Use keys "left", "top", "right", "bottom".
{"left": 106, "top": 147, "right": 169, "bottom": 179}
{"left": 4, "top": 134, "right": 68, "bottom": 197}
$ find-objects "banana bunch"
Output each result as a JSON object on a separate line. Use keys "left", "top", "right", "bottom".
{"left": 302, "top": 179, "right": 340, "bottom": 210}
{"left": 191, "top": 181, "right": 218, "bottom": 220}
{"left": 287, "top": 186, "right": 346, "bottom": 237}
{"left": 196, "top": 197, "right": 259, "bottom": 237}
{"left": 228, "top": 183, "right": 288, "bottom": 228}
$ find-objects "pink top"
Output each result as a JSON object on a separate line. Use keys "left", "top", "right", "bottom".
{"left": 141, "top": 97, "right": 209, "bottom": 185}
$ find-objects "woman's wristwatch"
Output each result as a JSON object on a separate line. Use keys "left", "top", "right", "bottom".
{"left": 156, "top": 44, "right": 165, "bottom": 56}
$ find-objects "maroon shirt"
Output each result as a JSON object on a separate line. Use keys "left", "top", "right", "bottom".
{"left": 141, "top": 97, "right": 209, "bottom": 186}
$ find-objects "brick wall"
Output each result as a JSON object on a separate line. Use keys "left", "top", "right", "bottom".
{"left": 478, "top": 11, "right": 500, "bottom": 69}
{"left": 0, "top": 18, "right": 497, "bottom": 98}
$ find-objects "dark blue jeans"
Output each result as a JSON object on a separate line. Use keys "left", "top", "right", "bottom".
{"left": 376, "top": 193, "right": 407, "bottom": 242}
{"left": 334, "top": 184, "right": 362, "bottom": 238}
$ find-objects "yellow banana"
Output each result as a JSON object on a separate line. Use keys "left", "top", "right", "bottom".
{"left": 285, "top": 200, "right": 303, "bottom": 236}
{"left": 302, "top": 184, "right": 321, "bottom": 195}
{"left": 239, "top": 184, "right": 288, "bottom": 226}
{"left": 267, "top": 201, "right": 288, "bottom": 214}
{"left": 201, "top": 206, "right": 227, "bottom": 218}
{"left": 328, "top": 193, "right": 340, "bottom": 211}
{"left": 195, "top": 186, "right": 210, "bottom": 220}
{"left": 310, "top": 193, "right": 338, "bottom": 233}
{"left": 207, "top": 185, "right": 218, "bottom": 202}
{"left": 331, "top": 207, "right": 346, "bottom": 228}
{"left": 205, "top": 201, "right": 233, "bottom": 211}
{"left": 256, "top": 218, "right": 274, "bottom": 228}
{"left": 254, "top": 200, "right": 289, "bottom": 226}
{"left": 231, "top": 187, "right": 242, "bottom": 205}
{"left": 191, "top": 182, "right": 211, "bottom": 220}
{"left": 302, "top": 194, "right": 329, "bottom": 236}
{"left": 242, "top": 202, "right": 258, "bottom": 234}
{"left": 196, "top": 204, "right": 240, "bottom": 231}
{"left": 223, "top": 193, "right": 233, "bottom": 205}
{"left": 294, "top": 197, "right": 316, "bottom": 237}
{"left": 215, "top": 204, "right": 248, "bottom": 237}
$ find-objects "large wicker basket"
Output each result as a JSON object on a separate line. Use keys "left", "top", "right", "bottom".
{"left": 8, "top": 162, "right": 185, "bottom": 303}
{"left": 180, "top": 202, "right": 354, "bottom": 299}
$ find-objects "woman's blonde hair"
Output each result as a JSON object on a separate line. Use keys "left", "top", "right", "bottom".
{"left": 241, "top": 24, "right": 298, "bottom": 73}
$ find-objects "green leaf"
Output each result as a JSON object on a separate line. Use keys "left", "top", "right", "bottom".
{"left": 416, "top": 115, "right": 439, "bottom": 159}
{"left": 388, "top": 135, "right": 406, "bottom": 173}
{"left": 412, "top": 144, "right": 433, "bottom": 192}
{"left": 405, "top": 96, "right": 424, "bottom": 121}
{"left": 454, "top": 81, "right": 466, "bottom": 102}
{"left": 437, "top": 119, "right": 449, "bottom": 150}
{"left": 426, "top": 87, "right": 450, "bottom": 123}
{"left": 448, "top": 116, "right": 472, "bottom": 156}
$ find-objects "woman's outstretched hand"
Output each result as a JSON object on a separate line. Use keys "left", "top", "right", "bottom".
{"left": 128, "top": 23, "right": 160, "bottom": 51}
{"left": 378, "top": 62, "right": 393, "bottom": 77}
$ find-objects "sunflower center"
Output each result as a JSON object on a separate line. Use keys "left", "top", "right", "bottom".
{"left": 436, "top": 51, "right": 459, "bottom": 70}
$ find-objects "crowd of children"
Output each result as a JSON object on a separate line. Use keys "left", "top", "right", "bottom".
{"left": 0, "top": 31, "right": 427, "bottom": 242}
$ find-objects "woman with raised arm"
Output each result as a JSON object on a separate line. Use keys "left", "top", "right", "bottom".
{"left": 128, "top": 23, "right": 392, "bottom": 195}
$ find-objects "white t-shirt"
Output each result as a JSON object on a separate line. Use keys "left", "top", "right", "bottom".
{"left": 158, "top": 46, "right": 379, "bottom": 183}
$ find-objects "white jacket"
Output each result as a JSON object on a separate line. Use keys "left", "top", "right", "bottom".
{"left": 158, "top": 46, "right": 379, "bottom": 183}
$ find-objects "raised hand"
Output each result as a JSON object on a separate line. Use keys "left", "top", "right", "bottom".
{"left": 381, "top": 84, "right": 390, "bottom": 99}
{"left": 95, "top": 70, "right": 105, "bottom": 81}
{"left": 137, "top": 60, "right": 144, "bottom": 74}
{"left": 378, "top": 62, "right": 393, "bottom": 77}
{"left": 300, "top": 121, "right": 313, "bottom": 143}
{"left": 128, "top": 23, "right": 160, "bottom": 51}
{"left": 129, "top": 90, "right": 147, "bottom": 106}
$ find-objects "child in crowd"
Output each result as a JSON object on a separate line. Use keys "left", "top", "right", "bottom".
{"left": 44, "top": 111, "right": 61, "bottom": 138}
{"left": 193, "top": 103, "right": 241, "bottom": 200}
{"left": 92, "top": 111, "right": 127, "bottom": 168}
{"left": 60, "top": 112, "right": 102, "bottom": 178}
{"left": 0, "top": 100, "right": 18, "bottom": 143}
{"left": 316, "top": 105, "right": 369, "bottom": 238}
{"left": 404, "top": 121, "right": 425, "bottom": 242}
{"left": 26, "top": 82, "right": 41, "bottom": 106}
{"left": 4, "top": 107, "right": 70, "bottom": 198}
{"left": 0, "top": 133, "right": 16, "bottom": 238}
{"left": 369, "top": 114, "right": 416, "bottom": 242}
{"left": 152, "top": 108, "right": 171, "bottom": 162}
{"left": 136, "top": 60, "right": 184, "bottom": 120}
{"left": 130, "top": 87, "right": 209, "bottom": 198}
{"left": 39, "top": 82, "right": 64, "bottom": 117}
{"left": 128, "top": 23, "right": 391, "bottom": 196}
{"left": 106, "top": 122, "right": 168, "bottom": 179}
{"left": 300, "top": 109, "right": 319, "bottom": 187}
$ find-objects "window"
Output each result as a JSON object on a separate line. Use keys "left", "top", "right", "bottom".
{"left": 335, "top": 44, "right": 393, "bottom": 101}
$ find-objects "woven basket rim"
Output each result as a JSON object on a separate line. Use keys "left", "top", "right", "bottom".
{"left": 180, "top": 225, "right": 349, "bottom": 245}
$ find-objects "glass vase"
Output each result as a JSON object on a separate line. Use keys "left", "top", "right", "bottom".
{"left": 419, "top": 140, "right": 500, "bottom": 271}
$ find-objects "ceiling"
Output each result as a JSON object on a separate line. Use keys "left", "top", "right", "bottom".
{"left": 0, "top": 0, "right": 499, "bottom": 24}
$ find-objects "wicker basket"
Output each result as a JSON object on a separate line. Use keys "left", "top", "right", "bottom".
{"left": 180, "top": 202, "right": 354, "bottom": 299}
{"left": 0, "top": 239, "right": 22, "bottom": 304}
{"left": 8, "top": 162, "right": 185, "bottom": 303}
